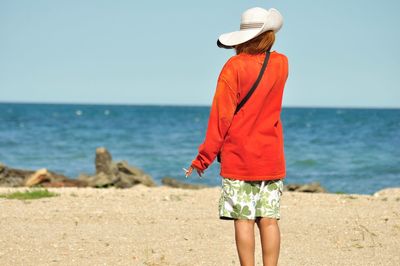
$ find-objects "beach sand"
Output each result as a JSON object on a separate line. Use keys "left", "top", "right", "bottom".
{"left": 0, "top": 185, "right": 399, "bottom": 266}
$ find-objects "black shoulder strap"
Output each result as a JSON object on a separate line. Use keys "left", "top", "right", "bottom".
{"left": 234, "top": 51, "right": 270, "bottom": 115}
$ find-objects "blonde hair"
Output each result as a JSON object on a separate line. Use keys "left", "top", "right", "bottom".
{"left": 235, "top": 30, "right": 275, "bottom": 55}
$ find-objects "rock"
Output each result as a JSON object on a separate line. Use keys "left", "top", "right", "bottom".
{"left": 115, "top": 161, "right": 145, "bottom": 177}
{"left": 77, "top": 149, "right": 156, "bottom": 188}
{"left": 0, "top": 162, "right": 5, "bottom": 173}
{"left": 78, "top": 172, "right": 117, "bottom": 188}
{"left": 161, "top": 177, "right": 207, "bottom": 190}
{"left": 0, "top": 163, "right": 35, "bottom": 187}
{"left": 24, "top": 168, "right": 81, "bottom": 187}
{"left": 0, "top": 162, "right": 87, "bottom": 188}
{"left": 284, "top": 182, "right": 327, "bottom": 193}
{"left": 1, "top": 148, "right": 155, "bottom": 189}
{"left": 114, "top": 161, "right": 156, "bottom": 187}
{"left": 112, "top": 172, "right": 134, "bottom": 188}
{"left": 25, "top": 168, "right": 51, "bottom": 186}
{"left": 95, "top": 147, "right": 113, "bottom": 175}
{"left": 94, "top": 172, "right": 119, "bottom": 188}
{"left": 114, "top": 171, "right": 153, "bottom": 188}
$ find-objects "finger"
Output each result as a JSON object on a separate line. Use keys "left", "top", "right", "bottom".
{"left": 186, "top": 167, "right": 193, "bottom": 177}
{"left": 182, "top": 168, "right": 189, "bottom": 176}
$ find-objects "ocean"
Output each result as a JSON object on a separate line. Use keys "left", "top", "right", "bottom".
{"left": 0, "top": 102, "right": 399, "bottom": 195}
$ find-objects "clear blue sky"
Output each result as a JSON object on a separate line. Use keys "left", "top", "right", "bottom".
{"left": 1, "top": 0, "right": 399, "bottom": 108}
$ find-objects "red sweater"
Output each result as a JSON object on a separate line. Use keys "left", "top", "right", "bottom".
{"left": 191, "top": 51, "right": 289, "bottom": 181}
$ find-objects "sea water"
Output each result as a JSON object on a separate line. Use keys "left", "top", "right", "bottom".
{"left": 0, "top": 103, "right": 399, "bottom": 194}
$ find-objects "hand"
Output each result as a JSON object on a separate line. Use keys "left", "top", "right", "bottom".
{"left": 183, "top": 165, "right": 204, "bottom": 178}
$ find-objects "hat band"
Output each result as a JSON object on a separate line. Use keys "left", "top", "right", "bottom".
{"left": 240, "top": 22, "right": 264, "bottom": 30}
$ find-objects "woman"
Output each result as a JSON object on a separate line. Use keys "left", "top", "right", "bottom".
{"left": 185, "top": 7, "right": 288, "bottom": 266}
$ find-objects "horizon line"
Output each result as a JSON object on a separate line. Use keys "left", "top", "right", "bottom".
{"left": 0, "top": 100, "right": 399, "bottom": 110}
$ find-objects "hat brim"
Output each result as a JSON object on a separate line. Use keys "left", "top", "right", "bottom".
{"left": 217, "top": 28, "right": 263, "bottom": 49}
{"left": 217, "top": 39, "right": 234, "bottom": 49}
{"left": 216, "top": 8, "right": 283, "bottom": 49}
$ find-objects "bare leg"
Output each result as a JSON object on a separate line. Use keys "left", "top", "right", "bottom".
{"left": 234, "top": 219, "right": 256, "bottom": 266}
{"left": 256, "top": 217, "right": 280, "bottom": 266}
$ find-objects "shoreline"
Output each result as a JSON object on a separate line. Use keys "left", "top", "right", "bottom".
{"left": 1, "top": 182, "right": 400, "bottom": 197}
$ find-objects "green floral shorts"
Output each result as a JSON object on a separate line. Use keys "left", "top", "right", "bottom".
{"left": 218, "top": 177, "right": 284, "bottom": 220}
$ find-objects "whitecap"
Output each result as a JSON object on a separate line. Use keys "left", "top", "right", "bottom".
{"left": 336, "top": 109, "right": 344, "bottom": 115}
{"left": 76, "top": 110, "right": 82, "bottom": 116}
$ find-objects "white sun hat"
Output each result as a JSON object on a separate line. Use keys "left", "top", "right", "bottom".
{"left": 217, "top": 7, "right": 283, "bottom": 49}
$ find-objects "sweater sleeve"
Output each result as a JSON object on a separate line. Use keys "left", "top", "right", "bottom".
{"left": 191, "top": 60, "right": 238, "bottom": 171}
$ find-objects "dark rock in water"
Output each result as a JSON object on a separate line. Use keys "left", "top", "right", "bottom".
{"left": 113, "top": 161, "right": 155, "bottom": 188}
{"left": 161, "top": 177, "right": 208, "bottom": 190}
{"left": 284, "top": 182, "right": 327, "bottom": 193}
{"left": 95, "top": 147, "right": 113, "bottom": 175}
{"left": 1, "top": 147, "right": 155, "bottom": 188}
{"left": 77, "top": 147, "right": 156, "bottom": 188}
{"left": 0, "top": 163, "right": 87, "bottom": 188}
{"left": 0, "top": 162, "right": 34, "bottom": 187}
{"left": 116, "top": 161, "right": 145, "bottom": 177}
{"left": 78, "top": 172, "right": 119, "bottom": 188}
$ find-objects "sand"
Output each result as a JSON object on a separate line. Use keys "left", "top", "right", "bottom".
{"left": 0, "top": 185, "right": 399, "bottom": 266}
